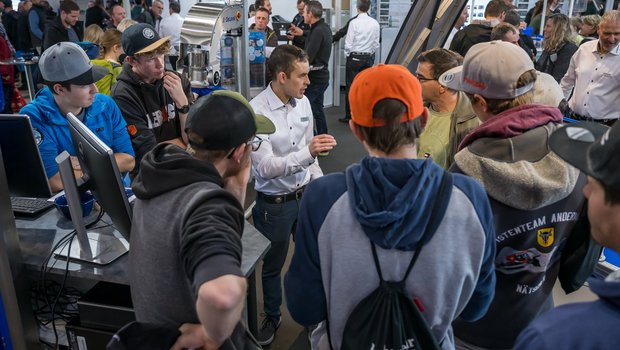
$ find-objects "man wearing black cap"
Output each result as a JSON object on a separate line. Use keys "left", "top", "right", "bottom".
{"left": 129, "top": 90, "right": 275, "bottom": 350}
{"left": 111, "top": 22, "right": 192, "bottom": 176}
{"left": 514, "top": 121, "right": 620, "bottom": 350}
{"left": 20, "top": 42, "right": 135, "bottom": 192}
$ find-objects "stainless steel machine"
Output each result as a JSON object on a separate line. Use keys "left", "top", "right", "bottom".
{"left": 179, "top": 0, "right": 249, "bottom": 94}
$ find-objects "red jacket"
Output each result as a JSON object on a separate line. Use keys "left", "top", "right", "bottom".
{"left": 0, "top": 36, "right": 14, "bottom": 84}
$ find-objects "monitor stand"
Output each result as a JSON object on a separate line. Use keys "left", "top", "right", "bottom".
{"left": 53, "top": 151, "right": 128, "bottom": 265}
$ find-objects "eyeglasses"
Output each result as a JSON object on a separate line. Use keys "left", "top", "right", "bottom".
{"left": 247, "top": 136, "right": 264, "bottom": 152}
{"left": 414, "top": 73, "right": 437, "bottom": 83}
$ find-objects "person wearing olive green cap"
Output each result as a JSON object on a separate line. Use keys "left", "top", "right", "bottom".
{"left": 128, "top": 90, "right": 275, "bottom": 350}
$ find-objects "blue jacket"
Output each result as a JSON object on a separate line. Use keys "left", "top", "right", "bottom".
{"left": 284, "top": 157, "right": 496, "bottom": 349}
{"left": 20, "top": 87, "right": 134, "bottom": 178}
{"left": 514, "top": 273, "right": 620, "bottom": 350}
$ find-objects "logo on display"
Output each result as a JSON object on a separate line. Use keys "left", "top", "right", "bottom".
{"left": 142, "top": 28, "right": 155, "bottom": 39}
{"left": 235, "top": 11, "right": 241, "bottom": 21}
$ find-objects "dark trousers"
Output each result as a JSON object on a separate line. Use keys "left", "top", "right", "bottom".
{"left": 252, "top": 196, "right": 301, "bottom": 317}
{"left": 2, "top": 84, "right": 13, "bottom": 113}
{"left": 304, "top": 82, "right": 329, "bottom": 135}
{"left": 168, "top": 55, "right": 179, "bottom": 71}
{"left": 345, "top": 53, "right": 374, "bottom": 119}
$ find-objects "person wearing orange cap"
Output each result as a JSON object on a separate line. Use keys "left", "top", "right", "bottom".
{"left": 284, "top": 63, "right": 496, "bottom": 350}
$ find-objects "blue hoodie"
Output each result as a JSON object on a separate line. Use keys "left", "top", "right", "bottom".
{"left": 285, "top": 156, "right": 496, "bottom": 349}
{"left": 20, "top": 87, "right": 134, "bottom": 179}
{"left": 514, "top": 272, "right": 620, "bottom": 350}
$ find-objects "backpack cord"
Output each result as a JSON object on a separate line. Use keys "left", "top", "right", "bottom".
{"left": 325, "top": 170, "right": 451, "bottom": 349}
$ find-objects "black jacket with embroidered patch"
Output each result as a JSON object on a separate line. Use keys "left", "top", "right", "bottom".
{"left": 111, "top": 63, "right": 191, "bottom": 177}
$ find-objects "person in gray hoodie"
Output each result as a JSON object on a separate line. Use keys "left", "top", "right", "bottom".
{"left": 284, "top": 64, "right": 497, "bottom": 350}
{"left": 441, "top": 40, "right": 601, "bottom": 349}
{"left": 129, "top": 90, "right": 275, "bottom": 350}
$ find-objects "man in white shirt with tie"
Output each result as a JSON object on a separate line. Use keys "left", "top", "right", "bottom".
{"left": 560, "top": 10, "right": 620, "bottom": 126}
{"left": 249, "top": 44, "right": 336, "bottom": 346}
{"left": 340, "top": 0, "right": 380, "bottom": 123}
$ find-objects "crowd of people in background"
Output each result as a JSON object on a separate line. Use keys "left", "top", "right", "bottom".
{"left": 4, "top": 0, "right": 620, "bottom": 348}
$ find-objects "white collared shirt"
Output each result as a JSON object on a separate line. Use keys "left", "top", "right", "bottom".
{"left": 344, "top": 12, "right": 380, "bottom": 57}
{"left": 250, "top": 84, "right": 322, "bottom": 195}
{"left": 159, "top": 13, "right": 183, "bottom": 55}
{"left": 560, "top": 40, "right": 620, "bottom": 120}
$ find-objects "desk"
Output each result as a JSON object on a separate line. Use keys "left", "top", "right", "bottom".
{"left": 0, "top": 59, "right": 38, "bottom": 101}
{"left": 15, "top": 207, "right": 270, "bottom": 336}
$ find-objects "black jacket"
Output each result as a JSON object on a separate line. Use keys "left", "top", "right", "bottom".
{"left": 305, "top": 18, "right": 332, "bottom": 84}
{"left": 449, "top": 23, "right": 492, "bottom": 57}
{"left": 2, "top": 10, "right": 18, "bottom": 49}
{"left": 17, "top": 12, "right": 32, "bottom": 51}
{"left": 291, "top": 12, "right": 309, "bottom": 49}
{"left": 110, "top": 63, "right": 191, "bottom": 177}
{"left": 85, "top": 6, "right": 109, "bottom": 28}
{"left": 536, "top": 41, "right": 578, "bottom": 83}
{"left": 43, "top": 16, "right": 84, "bottom": 50}
{"left": 137, "top": 10, "right": 159, "bottom": 28}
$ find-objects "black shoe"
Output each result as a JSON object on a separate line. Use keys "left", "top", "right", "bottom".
{"left": 338, "top": 117, "right": 351, "bottom": 123}
{"left": 257, "top": 314, "right": 282, "bottom": 346}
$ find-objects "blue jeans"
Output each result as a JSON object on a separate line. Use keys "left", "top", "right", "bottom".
{"left": 252, "top": 196, "right": 301, "bottom": 317}
{"left": 304, "top": 82, "right": 329, "bottom": 135}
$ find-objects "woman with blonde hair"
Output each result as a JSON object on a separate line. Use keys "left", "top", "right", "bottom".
{"left": 116, "top": 18, "right": 138, "bottom": 32}
{"left": 82, "top": 24, "right": 105, "bottom": 59}
{"left": 579, "top": 14, "right": 601, "bottom": 44}
{"left": 91, "top": 29, "right": 124, "bottom": 95}
{"left": 536, "top": 13, "right": 577, "bottom": 82}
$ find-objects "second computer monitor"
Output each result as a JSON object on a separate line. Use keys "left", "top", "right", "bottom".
{"left": 66, "top": 112, "right": 132, "bottom": 239}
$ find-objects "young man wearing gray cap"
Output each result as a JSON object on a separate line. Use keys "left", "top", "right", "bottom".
{"left": 440, "top": 40, "right": 600, "bottom": 349}
{"left": 129, "top": 90, "right": 274, "bottom": 350}
{"left": 111, "top": 23, "right": 192, "bottom": 176}
{"left": 20, "top": 42, "right": 135, "bottom": 192}
{"left": 513, "top": 122, "right": 620, "bottom": 349}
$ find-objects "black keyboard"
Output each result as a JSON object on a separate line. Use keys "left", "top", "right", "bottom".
{"left": 11, "top": 197, "right": 54, "bottom": 216}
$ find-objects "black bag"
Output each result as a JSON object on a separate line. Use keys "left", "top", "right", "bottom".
{"left": 334, "top": 173, "right": 450, "bottom": 350}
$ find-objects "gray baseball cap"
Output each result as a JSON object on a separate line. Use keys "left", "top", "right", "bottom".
{"left": 439, "top": 40, "right": 535, "bottom": 99}
{"left": 39, "top": 42, "right": 108, "bottom": 85}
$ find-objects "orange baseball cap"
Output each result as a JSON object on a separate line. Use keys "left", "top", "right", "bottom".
{"left": 349, "top": 64, "right": 425, "bottom": 127}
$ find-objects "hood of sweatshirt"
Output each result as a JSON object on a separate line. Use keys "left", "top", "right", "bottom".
{"left": 589, "top": 270, "right": 620, "bottom": 309}
{"left": 132, "top": 144, "right": 223, "bottom": 199}
{"left": 454, "top": 104, "right": 579, "bottom": 210}
{"left": 345, "top": 156, "right": 451, "bottom": 251}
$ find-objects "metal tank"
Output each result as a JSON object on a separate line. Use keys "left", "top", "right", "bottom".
{"left": 179, "top": 0, "right": 247, "bottom": 93}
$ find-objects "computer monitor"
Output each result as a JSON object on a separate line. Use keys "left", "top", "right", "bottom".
{"left": 271, "top": 16, "right": 292, "bottom": 42}
{"left": 0, "top": 115, "right": 52, "bottom": 198}
{"left": 53, "top": 112, "right": 132, "bottom": 265}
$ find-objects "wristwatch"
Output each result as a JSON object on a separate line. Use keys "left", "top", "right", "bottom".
{"left": 177, "top": 104, "right": 190, "bottom": 114}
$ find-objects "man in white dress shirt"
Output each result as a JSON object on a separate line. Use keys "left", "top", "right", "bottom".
{"left": 340, "top": 0, "right": 380, "bottom": 123}
{"left": 249, "top": 44, "right": 336, "bottom": 346}
{"left": 560, "top": 10, "right": 620, "bottom": 126}
{"left": 158, "top": 1, "right": 183, "bottom": 70}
